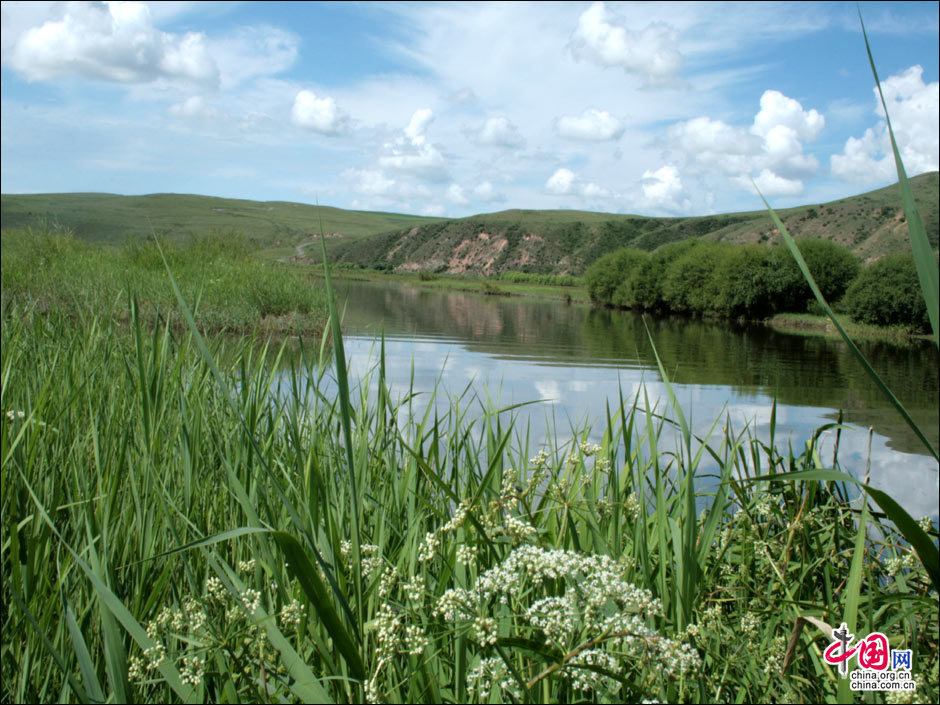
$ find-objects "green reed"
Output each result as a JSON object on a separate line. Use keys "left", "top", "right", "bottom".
{"left": 2, "top": 295, "right": 936, "bottom": 703}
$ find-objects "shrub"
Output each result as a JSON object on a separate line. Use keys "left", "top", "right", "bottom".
{"left": 766, "top": 239, "right": 860, "bottom": 312}
{"left": 584, "top": 248, "right": 647, "bottom": 303}
{"left": 708, "top": 245, "right": 774, "bottom": 319}
{"left": 842, "top": 253, "right": 935, "bottom": 332}
{"left": 660, "top": 241, "right": 725, "bottom": 314}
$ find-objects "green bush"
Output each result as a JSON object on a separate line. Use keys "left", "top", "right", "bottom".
{"left": 661, "top": 241, "right": 725, "bottom": 314}
{"left": 584, "top": 248, "right": 647, "bottom": 303}
{"left": 766, "top": 239, "right": 860, "bottom": 312}
{"left": 842, "top": 253, "right": 935, "bottom": 332}
{"left": 708, "top": 245, "right": 774, "bottom": 319}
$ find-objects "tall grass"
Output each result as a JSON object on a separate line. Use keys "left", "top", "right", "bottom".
{"left": 1, "top": 295, "right": 937, "bottom": 703}
{"left": 0, "top": 226, "right": 329, "bottom": 333}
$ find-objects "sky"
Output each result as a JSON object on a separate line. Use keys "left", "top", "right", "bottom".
{"left": 1, "top": 1, "right": 938, "bottom": 218}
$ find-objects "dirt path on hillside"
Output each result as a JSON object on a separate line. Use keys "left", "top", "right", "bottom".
{"left": 278, "top": 239, "right": 318, "bottom": 263}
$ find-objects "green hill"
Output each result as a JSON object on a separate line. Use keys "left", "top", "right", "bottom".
{"left": 331, "top": 172, "right": 939, "bottom": 275}
{"left": 0, "top": 192, "right": 445, "bottom": 258}
{"left": 2, "top": 173, "right": 937, "bottom": 271}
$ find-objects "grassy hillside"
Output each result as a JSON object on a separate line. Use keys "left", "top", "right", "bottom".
{"left": 0, "top": 192, "right": 445, "bottom": 258}
{"left": 331, "top": 172, "right": 939, "bottom": 276}
{"left": 3, "top": 173, "right": 937, "bottom": 272}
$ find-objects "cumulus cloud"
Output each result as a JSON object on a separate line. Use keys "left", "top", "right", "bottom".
{"left": 378, "top": 109, "right": 448, "bottom": 181}
{"left": 343, "top": 168, "right": 430, "bottom": 200}
{"left": 555, "top": 108, "right": 624, "bottom": 141}
{"left": 5, "top": 2, "right": 218, "bottom": 85}
{"left": 831, "top": 65, "right": 939, "bottom": 183}
{"left": 473, "top": 181, "right": 504, "bottom": 202}
{"left": 167, "top": 95, "right": 224, "bottom": 120}
{"left": 291, "top": 90, "right": 349, "bottom": 135}
{"left": 642, "top": 165, "right": 684, "bottom": 203}
{"left": 446, "top": 183, "right": 469, "bottom": 205}
{"left": 664, "top": 89, "right": 824, "bottom": 195}
{"left": 570, "top": 2, "right": 681, "bottom": 83}
{"left": 545, "top": 168, "right": 609, "bottom": 198}
{"left": 476, "top": 116, "right": 524, "bottom": 148}
{"left": 741, "top": 169, "right": 804, "bottom": 196}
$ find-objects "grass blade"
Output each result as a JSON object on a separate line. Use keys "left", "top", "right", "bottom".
{"left": 859, "top": 9, "right": 939, "bottom": 345}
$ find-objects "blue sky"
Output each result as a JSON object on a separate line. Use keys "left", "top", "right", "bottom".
{"left": 1, "top": 1, "right": 937, "bottom": 217}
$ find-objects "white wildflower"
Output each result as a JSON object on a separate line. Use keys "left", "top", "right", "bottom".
{"left": 180, "top": 655, "right": 205, "bottom": 687}
{"left": 418, "top": 532, "right": 439, "bottom": 562}
{"left": 240, "top": 588, "right": 261, "bottom": 613}
{"left": 456, "top": 543, "right": 478, "bottom": 566}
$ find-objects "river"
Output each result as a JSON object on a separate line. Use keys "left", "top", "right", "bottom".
{"left": 327, "top": 278, "right": 939, "bottom": 520}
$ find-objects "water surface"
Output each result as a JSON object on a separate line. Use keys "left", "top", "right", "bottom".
{"left": 330, "top": 279, "right": 939, "bottom": 519}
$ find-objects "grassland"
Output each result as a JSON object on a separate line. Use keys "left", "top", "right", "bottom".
{"left": 0, "top": 192, "right": 445, "bottom": 260}
{"left": 1, "top": 225, "right": 329, "bottom": 334}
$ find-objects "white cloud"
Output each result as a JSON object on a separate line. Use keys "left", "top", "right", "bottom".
{"left": 167, "top": 95, "right": 223, "bottom": 120}
{"left": 642, "top": 165, "right": 683, "bottom": 202}
{"left": 555, "top": 108, "right": 624, "bottom": 141}
{"left": 545, "top": 168, "right": 608, "bottom": 199}
{"left": 545, "top": 168, "right": 577, "bottom": 195}
{"left": 664, "top": 89, "right": 824, "bottom": 195}
{"left": 446, "top": 183, "right": 469, "bottom": 205}
{"left": 343, "top": 168, "right": 430, "bottom": 201}
{"left": 741, "top": 169, "right": 805, "bottom": 196}
{"left": 291, "top": 90, "right": 349, "bottom": 135}
{"left": 831, "top": 65, "right": 939, "bottom": 183}
{"left": 569, "top": 2, "right": 681, "bottom": 83}
{"left": 378, "top": 109, "right": 448, "bottom": 181}
{"left": 477, "top": 116, "right": 524, "bottom": 148}
{"left": 404, "top": 108, "right": 434, "bottom": 141}
{"left": 5, "top": 1, "right": 218, "bottom": 85}
{"left": 473, "top": 181, "right": 504, "bottom": 202}
{"left": 630, "top": 165, "right": 694, "bottom": 213}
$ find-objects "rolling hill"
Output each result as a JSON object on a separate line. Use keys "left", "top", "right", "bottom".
{"left": 0, "top": 192, "right": 446, "bottom": 258}
{"left": 331, "top": 172, "right": 939, "bottom": 275}
{"left": 2, "top": 172, "right": 937, "bottom": 273}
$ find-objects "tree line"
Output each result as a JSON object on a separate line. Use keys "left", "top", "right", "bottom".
{"left": 584, "top": 238, "right": 933, "bottom": 332}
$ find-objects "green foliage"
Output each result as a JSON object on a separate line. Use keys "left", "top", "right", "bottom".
{"left": 582, "top": 237, "right": 870, "bottom": 324}
{"left": 843, "top": 253, "right": 935, "bottom": 332}
{"left": 2, "top": 305, "right": 937, "bottom": 704}
{"left": 0, "top": 226, "right": 327, "bottom": 332}
{"left": 584, "top": 247, "right": 647, "bottom": 303}
{"left": 498, "top": 271, "right": 581, "bottom": 287}
{"left": 661, "top": 241, "right": 726, "bottom": 314}
{"left": 708, "top": 245, "right": 774, "bottom": 319}
{"left": 766, "top": 238, "right": 860, "bottom": 312}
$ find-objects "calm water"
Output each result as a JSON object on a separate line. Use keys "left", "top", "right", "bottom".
{"left": 328, "top": 279, "right": 939, "bottom": 520}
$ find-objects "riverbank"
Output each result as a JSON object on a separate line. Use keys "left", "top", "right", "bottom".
{"left": 768, "top": 312, "right": 932, "bottom": 343}
{"left": 309, "top": 266, "right": 592, "bottom": 304}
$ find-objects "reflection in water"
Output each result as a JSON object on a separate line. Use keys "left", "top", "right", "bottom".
{"left": 326, "top": 279, "right": 938, "bottom": 519}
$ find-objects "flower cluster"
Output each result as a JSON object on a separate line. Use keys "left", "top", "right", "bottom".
{"left": 127, "top": 559, "right": 305, "bottom": 699}
{"left": 430, "top": 545, "right": 699, "bottom": 698}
